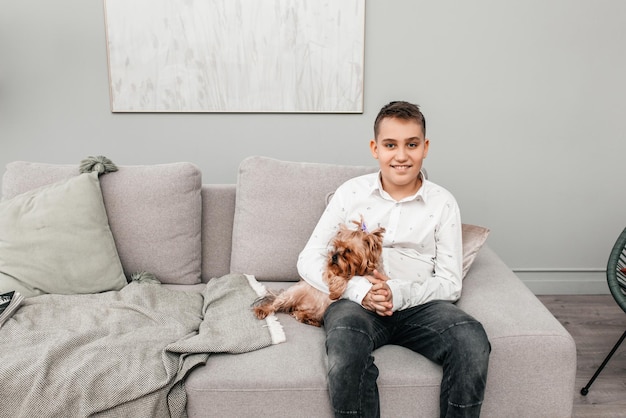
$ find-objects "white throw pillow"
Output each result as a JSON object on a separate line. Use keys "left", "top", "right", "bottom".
{"left": 461, "top": 224, "right": 490, "bottom": 278}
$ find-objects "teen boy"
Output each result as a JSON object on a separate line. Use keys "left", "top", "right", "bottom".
{"left": 297, "top": 101, "right": 491, "bottom": 418}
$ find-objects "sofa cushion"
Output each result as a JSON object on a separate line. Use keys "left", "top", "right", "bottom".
{"left": 230, "top": 156, "right": 377, "bottom": 281}
{"left": 2, "top": 161, "right": 202, "bottom": 285}
{"left": 0, "top": 172, "right": 127, "bottom": 297}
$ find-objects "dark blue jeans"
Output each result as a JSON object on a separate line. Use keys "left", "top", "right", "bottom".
{"left": 323, "top": 299, "right": 490, "bottom": 418}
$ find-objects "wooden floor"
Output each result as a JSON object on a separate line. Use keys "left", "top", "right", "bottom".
{"left": 538, "top": 294, "right": 626, "bottom": 418}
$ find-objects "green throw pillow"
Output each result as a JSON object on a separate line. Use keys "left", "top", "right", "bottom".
{"left": 0, "top": 171, "right": 127, "bottom": 297}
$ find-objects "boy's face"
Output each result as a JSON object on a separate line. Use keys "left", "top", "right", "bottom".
{"left": 369, "top": 116, "right": 429, "bottom": 199}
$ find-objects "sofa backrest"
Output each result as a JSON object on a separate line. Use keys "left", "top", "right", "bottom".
{"left": 201, "top": 184, "right": 236, "bottom": 282}
{"left": 2, "top": 157, "right": 379, "bottom": 285}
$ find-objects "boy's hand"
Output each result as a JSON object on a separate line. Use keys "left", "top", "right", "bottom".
{"left": 361, "top": 270, "right": 393, "bottom": 316}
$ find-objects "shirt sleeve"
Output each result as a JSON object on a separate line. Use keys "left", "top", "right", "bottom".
{"left": 297, "top": 183, "right": 372, "bottom": 304}
{"left": 386, "top": 198, "right": 463, "bottom": 311}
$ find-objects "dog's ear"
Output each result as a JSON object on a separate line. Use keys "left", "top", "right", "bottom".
{"left": 364, "top": 236, "right": 382, "bottom": 271}
{"left": 371, "top": 226, "right": 385, "bottom": 239}
{"left": 359, "top": 253, "right": 373, "bottom": 276}
{"left": 366, "top": 230, "right": 384, "bottom": 252}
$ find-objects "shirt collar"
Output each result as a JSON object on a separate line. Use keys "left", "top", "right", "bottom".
{"left": 371, "top": 170, "right": 428, "bottom": 203}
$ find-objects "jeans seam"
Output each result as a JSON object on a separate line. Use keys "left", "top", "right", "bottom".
{"left": 333, "top": 409, "right": 359, "bottom": 415}
{"left": 448, "top": 400, "right": 484, "bottom": 408}
{"left": 327, "top": 325, "right": 375, "bottom": 343}
{"left": 439, "top": 319, "right": 480, "bottom": 335}
{"left": 328, "top": 324, "right": 391, "bottom": 349}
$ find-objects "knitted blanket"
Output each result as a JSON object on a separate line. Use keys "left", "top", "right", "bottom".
{"left": 0, "top": 274, "right": 284, "bottom": 417}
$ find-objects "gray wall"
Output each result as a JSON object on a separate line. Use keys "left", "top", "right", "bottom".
{"left": 1, "top": 0, "right": 625, "bottom": 294}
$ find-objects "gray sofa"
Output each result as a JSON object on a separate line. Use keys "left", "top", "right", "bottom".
{"left": 1, "top": 156, "right": 576, "bottom": 417}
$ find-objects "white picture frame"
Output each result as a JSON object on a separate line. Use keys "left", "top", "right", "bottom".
{"left": 103, "top": 0, "right": 365, "bottom": 113}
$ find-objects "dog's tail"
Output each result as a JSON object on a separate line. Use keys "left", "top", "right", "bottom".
{"left": 251, "top": 293, "right": 276, "bottom": 308}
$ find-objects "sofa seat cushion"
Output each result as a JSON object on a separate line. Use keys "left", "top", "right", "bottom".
{"left": 2, "top": 161, "right": 203, "bottom": 285}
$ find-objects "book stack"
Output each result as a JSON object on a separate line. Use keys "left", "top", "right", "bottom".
{"left": 0, "top": 291, "right": 23, "bottom": 328}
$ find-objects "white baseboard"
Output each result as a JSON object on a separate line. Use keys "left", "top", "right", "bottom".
{"left": 514, "top": 269, "right": 609, "bottom": 295}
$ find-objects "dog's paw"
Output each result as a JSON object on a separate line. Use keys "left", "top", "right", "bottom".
{"left": 328, "top": 290, "right": 342, "bottom": 300}
{"left": 327, "top": 276, "right": 347, "bottom": 300}
{"left": 253, "top": 306, "right": 269, "bottom": 320}
{"left": 251, "top": 295, "right": 276, "bottom": 320}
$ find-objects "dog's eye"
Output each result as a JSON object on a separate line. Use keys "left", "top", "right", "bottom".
{"left": 344, "top": 249, "right": 351, "bottom": 254}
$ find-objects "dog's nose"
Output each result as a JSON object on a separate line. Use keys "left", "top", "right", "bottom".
{"left": 331, "top": 253, "right": 338, "bottom": 264}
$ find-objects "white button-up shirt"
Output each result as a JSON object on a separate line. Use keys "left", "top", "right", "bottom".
{"left": 297, "top": 171, "right": 462, "bottom": 311}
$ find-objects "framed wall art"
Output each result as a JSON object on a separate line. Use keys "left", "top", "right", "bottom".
{"left": 103, "top": 0, "right": 365, "bottom": 113}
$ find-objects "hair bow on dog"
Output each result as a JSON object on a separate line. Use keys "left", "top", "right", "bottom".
{"left": 360, "top": 220, "right": 369, "bottom": 233}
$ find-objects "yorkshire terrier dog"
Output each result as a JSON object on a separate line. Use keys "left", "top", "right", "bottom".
{"left": 253, "top": 217, "right": 385, "bottom": 327}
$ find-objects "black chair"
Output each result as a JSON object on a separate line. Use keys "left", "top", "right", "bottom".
{"left": 581, "top": 227, "right": 626, "bottom": 396}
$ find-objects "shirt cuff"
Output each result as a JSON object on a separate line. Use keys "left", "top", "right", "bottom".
{"left": 386, "top": 280, "right": 403, "bottom": 312}
{"left": 342, "top": 275, "right": 373, "bottom": 305}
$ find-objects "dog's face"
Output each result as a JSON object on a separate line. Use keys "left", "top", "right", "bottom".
{"left": 325, "top": 221, "right": 385, "bottom": 280}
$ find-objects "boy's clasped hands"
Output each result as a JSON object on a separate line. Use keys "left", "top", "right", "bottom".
{"left": 362, "top": 270, "right": 394, "bottom": 316}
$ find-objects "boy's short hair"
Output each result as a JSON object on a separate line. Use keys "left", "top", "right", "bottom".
{"left": 374, "top": 101, "right": 426, "bottom": 138}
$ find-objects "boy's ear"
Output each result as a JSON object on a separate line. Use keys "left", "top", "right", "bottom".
{"left": 423, "top": 138, "right": 430, "bottom": 158}
{"left": 369, "top": 139, "right": 378, "bottom": 159}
